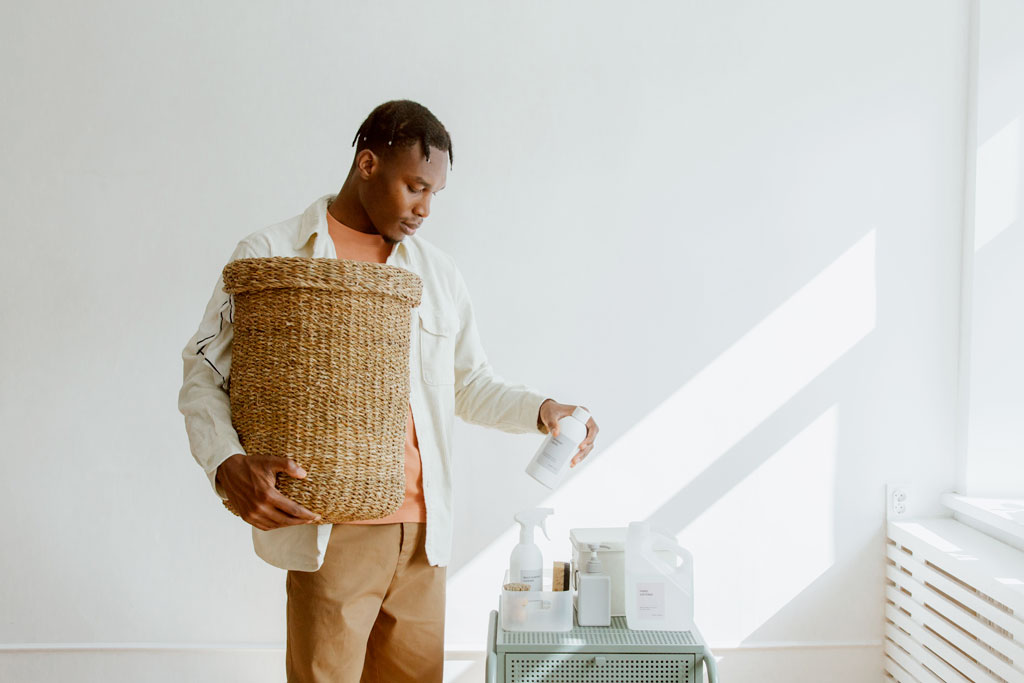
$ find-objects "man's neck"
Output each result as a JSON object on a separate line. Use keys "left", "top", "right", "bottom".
{"left": 327, "top": 183, "right": 376, "bottom": 236}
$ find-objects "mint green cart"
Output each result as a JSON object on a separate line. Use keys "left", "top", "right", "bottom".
{"left": 486, "top": 607, "right": 720, "bottom": 682}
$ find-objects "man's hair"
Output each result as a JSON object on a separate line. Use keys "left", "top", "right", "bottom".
{"left": 351, "top": 100, "right": 454, "bottom": 168}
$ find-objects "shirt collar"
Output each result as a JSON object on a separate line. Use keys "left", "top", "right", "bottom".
{"left": 293, "top": 194, "right": 333, "bottom": 251}
{"left": 294, "top": 193, "right": 409, "bottom": 258}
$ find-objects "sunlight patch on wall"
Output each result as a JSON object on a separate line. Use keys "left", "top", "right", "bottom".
{"left": 975, "top": 118, "right": 1020, "bottom": 251}
{"left": 680, "top": 404, "right": 838, "bottom": 642}
{"left": 446, "top": 231, "right": 876, "bottom": 649}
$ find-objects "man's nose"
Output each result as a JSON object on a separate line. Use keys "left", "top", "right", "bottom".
{"left": 414, "top": 195, "right": 431, "bottom": 219}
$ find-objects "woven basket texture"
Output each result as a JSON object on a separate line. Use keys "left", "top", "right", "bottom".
{"left": 220, "top": 257, "right": 423, "bottom": 524}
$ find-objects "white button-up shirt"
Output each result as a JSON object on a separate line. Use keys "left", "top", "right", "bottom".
{"left": 178, "top": 194, "right": 547, "bottom": 571}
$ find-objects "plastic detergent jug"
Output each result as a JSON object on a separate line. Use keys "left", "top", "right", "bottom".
{"left": 624, "top": 521, "right": 695, "bottom": 631}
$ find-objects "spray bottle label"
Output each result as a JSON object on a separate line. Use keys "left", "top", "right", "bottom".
{"left": 637, "top": 582, "right": 665, "bottom": 618}
{"left": 520, "top": 569, "right": 542, "bottom": 590}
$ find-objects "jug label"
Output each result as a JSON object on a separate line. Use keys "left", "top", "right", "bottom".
{"left": 637, "top": 582, "right": 665, "bottom": 618}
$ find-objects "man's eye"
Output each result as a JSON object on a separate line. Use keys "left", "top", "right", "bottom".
{"left": 407, "top": 185, "right": 422, "bottom": 193}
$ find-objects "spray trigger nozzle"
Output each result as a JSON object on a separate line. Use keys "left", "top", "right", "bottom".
{"left": 513, "top": 507, "right": 554, "bottom": 543}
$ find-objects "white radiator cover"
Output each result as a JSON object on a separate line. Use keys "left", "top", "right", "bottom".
{"left": 884, "top": 518, "right": 1024, "bottom": 682}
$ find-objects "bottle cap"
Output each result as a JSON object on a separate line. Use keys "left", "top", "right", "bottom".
{"left": 572, "top": 406, "right": 591, "bottom": 424}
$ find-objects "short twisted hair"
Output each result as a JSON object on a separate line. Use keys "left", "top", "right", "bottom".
{"left": 351, "top": 100, "right": 453, "bottom": 168}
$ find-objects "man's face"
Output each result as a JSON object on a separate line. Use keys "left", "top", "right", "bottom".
{"left": 359, "top": 141, "right": 448, "bottom": 244}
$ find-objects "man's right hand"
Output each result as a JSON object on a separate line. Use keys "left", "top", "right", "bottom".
{"left": 216, "top": 454, "right": 321, "bottom": 530}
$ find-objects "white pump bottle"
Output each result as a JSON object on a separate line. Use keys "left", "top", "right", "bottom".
{"left": 576, "top": 543, "right": 612, "bottom": 626}
{"left": 509, "top": 508, "right": 553, "bottom": 591}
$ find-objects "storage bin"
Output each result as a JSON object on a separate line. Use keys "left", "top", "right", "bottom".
{"left": 220, "top": 256, "right": 423, "bottom": 524}
{"left": 500, "top": 571, "right": 573, "bottom": 632}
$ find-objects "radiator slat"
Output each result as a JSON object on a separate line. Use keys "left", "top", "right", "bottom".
{"left": 888, "top": 520, "right": 1024, "bottom": 614}
{"left": 886, "top": 543, "right": 1024, "bottom": 642}
{"left": 885, "top": 603, "right": 993, "bottom": 683}
{"left": 885, "top": 520, "right": 1024, "bottom": 683}
{"left": 885, "top": 609, "right": 974, "bottom": 683}
{"left": 885, "top": 563, "right": 1024, "bottom": 667}
{"left": 884, "top": 637, "right": 951, "bottom": 682}
{"left": 887, "top": 588, "right": 1011, "bottom": 682}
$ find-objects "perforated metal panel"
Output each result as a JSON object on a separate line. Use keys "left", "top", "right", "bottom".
{"left": 487, "top": 607, "right": 710, "bottom": 683}
{"left": 506, "top": 653, "right": 694, "bottom": 683}
{"left": 498, "top": 616, "right": 699, "bottom": 652}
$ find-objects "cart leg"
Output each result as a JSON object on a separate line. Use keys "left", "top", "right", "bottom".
{"left": 486, "top": 610, "right": 498, "bottom": 683}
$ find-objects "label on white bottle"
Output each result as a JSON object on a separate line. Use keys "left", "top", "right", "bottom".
{"left": 637, "top": 582, "right": 665, "bottom": 618}
{"left": 536, "top": 434, "right": 572, "bottom": 474}
{"left": 520, "top": 568, "right": 542, "bottom": 590}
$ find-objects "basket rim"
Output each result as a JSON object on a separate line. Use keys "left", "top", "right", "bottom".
{"left": 222, "top": 256, "right": 423, "bottom": 307}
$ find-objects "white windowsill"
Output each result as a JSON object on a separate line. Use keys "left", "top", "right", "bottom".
{"left": 940, "top": 493, "right": 1024, "bottom": 553}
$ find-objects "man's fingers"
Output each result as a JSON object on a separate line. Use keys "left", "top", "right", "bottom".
{"left": 572, "top": 419, "right": 599, "bottom": 464}
{"left": 576, "top": 422, "right": 599, "bottom": 455}
{"left": 264, "top": 456, "right": 307, "bottom": 479}
{"left": 265, "top": 488, "right": 320, "bottom": 521}
{"left": 570, "top": 442, "right": 596, "bottom": 467}
{"left": 252, "top": 503, "right": 316, "bottom": 530}
{"left": 542, "top": 420, "right": 559, "bottom": 438}
{"left": 242, "top": 486, "right": 321, "bottom": 529}
{"left": 249, "top": 459, "right": 319, "bottom": 528}
{"left": 544, "top": 412, "right": 560, "bottom": 437}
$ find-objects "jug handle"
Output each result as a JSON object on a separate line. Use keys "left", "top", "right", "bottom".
{"left": 649, "top": 537, "right": 694, "bottom": 581}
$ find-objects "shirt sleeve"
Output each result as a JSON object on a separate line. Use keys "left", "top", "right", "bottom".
{"left": 451, "top": 263, "right": 549, "bottom": 433}
{"left": 177, "top": 239, "right": 259, "bottom": 500}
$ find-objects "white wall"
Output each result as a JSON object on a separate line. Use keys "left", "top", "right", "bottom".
{"left": 0, "top": 1, "right": 972, "bottom": 681}
{"left": 960, "top": 0, "right": 1024, "bottom": 496}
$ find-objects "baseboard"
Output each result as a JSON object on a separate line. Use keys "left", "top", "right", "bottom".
{"left": 1, "top": 641, "right": 882, "bottom": 683}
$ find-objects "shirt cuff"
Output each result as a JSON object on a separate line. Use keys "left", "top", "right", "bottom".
{"left": 205, "top": 448, "right": 242, "bottom": 501}
{"left": 519, "top": 392, "right": 551, "bottom": 434}
{"left": 207, "top": 467, "right": 229, "bottom": 501}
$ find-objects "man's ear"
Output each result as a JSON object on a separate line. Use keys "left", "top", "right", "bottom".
{"left": 355, "top": 149, "right": 378, "bottom": 180}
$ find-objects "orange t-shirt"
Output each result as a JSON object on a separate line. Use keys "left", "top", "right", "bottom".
{"left": 326, "top": 209, "right": 427, "bottom": 525}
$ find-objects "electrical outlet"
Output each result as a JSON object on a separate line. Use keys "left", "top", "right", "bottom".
{"left": 887, "top": 484, "right": 909, "bottom": 518}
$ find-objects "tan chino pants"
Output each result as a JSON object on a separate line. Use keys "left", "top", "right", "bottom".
{"left": 286, "top": 522, "right": 446, "bottom": 682}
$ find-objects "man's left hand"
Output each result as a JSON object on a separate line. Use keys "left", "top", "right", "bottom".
{"left": 537, "top": 398, "right": 600, "bottom": 468}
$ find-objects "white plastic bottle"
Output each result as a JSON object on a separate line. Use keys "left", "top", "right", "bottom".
{"left": 526, "top": 406, "right": 591, "bottom": 488}
{"left": 624, "top": 521, "right": 695, "bottom": 631}
{"left": 576, "top": 543, "right": 611, "bottom": 626}
{"left": 509, "top": 508, "right": 553, "bottom": 591}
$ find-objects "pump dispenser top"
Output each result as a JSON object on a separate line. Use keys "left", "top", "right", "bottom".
{"left": 585, "top": 543, "right": 609, "bottom": 573}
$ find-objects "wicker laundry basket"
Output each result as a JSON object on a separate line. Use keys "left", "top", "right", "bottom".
{"left": 220, "top": 256, "right": 423, "bottom": 524}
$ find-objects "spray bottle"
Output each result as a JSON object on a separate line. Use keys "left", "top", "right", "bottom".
{"left": 509, "top": 508, "right": 554, "bottom": 590}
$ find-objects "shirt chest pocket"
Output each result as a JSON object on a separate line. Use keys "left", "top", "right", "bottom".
{"left": 418, "top": 310, "right": 457, "bottom": 386}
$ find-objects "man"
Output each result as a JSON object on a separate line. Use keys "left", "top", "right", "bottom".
{"left": 178, "top": 100, "right": 599, "bottom": 682}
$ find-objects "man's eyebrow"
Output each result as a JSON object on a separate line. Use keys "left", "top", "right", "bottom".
{"left": 412, "top": 176, "right": 446, "bottom": 191}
